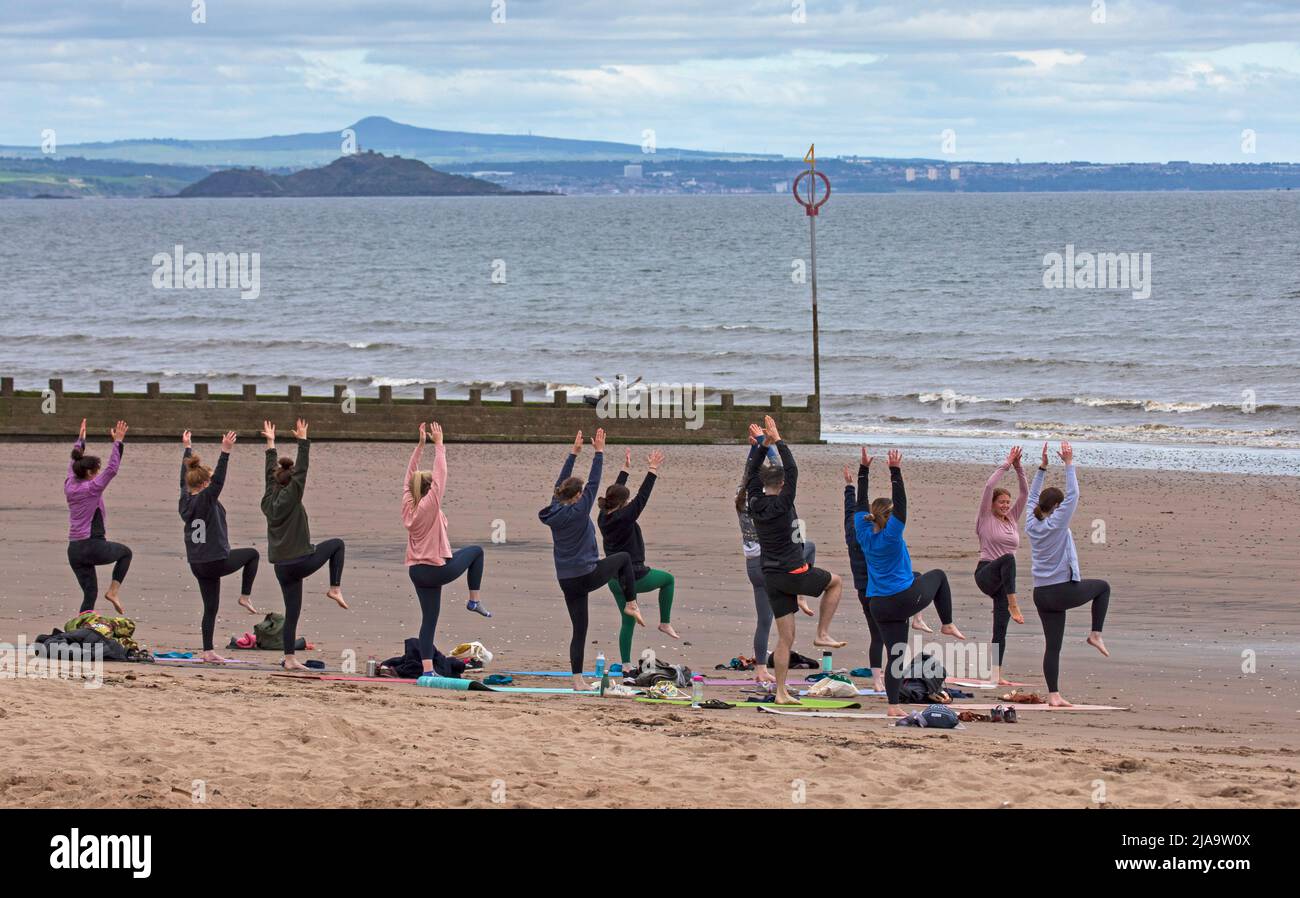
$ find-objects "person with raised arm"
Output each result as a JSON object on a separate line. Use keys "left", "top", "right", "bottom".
{"left": 65, "top": 418, "right": 132, "bottom": 613}
{"left": 403, "top": 421, "right": 491, "bottom": 678}
{"left": 743, "top": 416, "right": 845, "bottom": 705}
{"left": 1025, "top": 441, "right": 1111, "bottom": 707}
{"left": 180, "top": 429, "right": 260, "bottom": 662}
{"left": 598, "top": 447, "right": 678, "bottom": 667}
{"left": 973, "top": 445, "right": 1030, "bottom": 685}
{"left": 538, "top": 428, "right": 641, "bottom": 693}
{"left": 260, "top": 419, "right": 348, "bottom": 671}
{"left": 855, "top": 448, "right": 966, "bottom": 717}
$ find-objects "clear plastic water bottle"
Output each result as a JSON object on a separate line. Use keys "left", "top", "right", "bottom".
{"left": 821, "top": 650, "right": 832, "bottom": 675}
{"left": 366, "top": 655, "right": 377, "bottom": 678}
{"left": 691, "top": 674, "right": 705, "bottom": 708}
{"left": 594, "top": 652, "right": 606, "bottom": 678}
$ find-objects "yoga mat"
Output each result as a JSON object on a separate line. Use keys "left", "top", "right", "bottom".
{"left": 636, "top": 697, "right": 861, "bottom": 710}
{"left": 758, "top": 707, "right": 891, "bottom": 719}
{"left": 797, "top": 688, "right": 886, "bottom": 696}
{"left": 320, "top": 675, "right": 418, "bottom": 684}
{"left": 486, "top": 686, "right": 599, "bottom": 695}
{"left": 153, "top": 656, "right": 252, "bottom": 664}
{"left": 949, "top": 703, "right": 1127, "bottom": 712}
{"left": 417, "top": 676, "right": 492, "bottom": 691}
{"left": 504, "top": 670, "right": 608, "bottom": 678}
{"left": 948, "top": 679, "right": 1027, "bottom": 689}
{"left": 704, "top": 678, "right": 813, "bottom": 687}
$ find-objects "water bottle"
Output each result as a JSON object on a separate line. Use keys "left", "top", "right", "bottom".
{"left": 366, "top": 655, "right": 377, "bottom": 678}
{"left": 691, "top": 674, "right": 705, "bottom": 708}
{"left": 821, "top": 650, "right": 833, "bottom": 675}
{"left": 594, "top": 652, "right": 606, "bottom": 679}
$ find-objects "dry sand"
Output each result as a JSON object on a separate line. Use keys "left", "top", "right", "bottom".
{"left": 1, "top": 439, "right": 1297, "bottom": 808}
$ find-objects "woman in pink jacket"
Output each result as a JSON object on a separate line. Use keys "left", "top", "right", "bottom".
{"left": 65, "top": 418, "right": 132, "bottom": 613}
{"left": 403, "top": 422, "right": 491, "bottom": 676}
{"left": 974, "top": 445, "right": 1029, "bottom": 685}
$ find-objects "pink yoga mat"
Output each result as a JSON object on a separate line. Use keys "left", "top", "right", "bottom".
{"left": 703, "top": 678, "right": 812, "bottom": 686}
{"left": 950, "top": 703, "right": 1127, "bottom": 711}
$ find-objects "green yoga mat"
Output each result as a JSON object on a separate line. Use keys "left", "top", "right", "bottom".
{"left": 635, "top": 697, "right": 861, "bottom": 709}
{"left": 417, "top": 677, "right": 597, "bottom": 695}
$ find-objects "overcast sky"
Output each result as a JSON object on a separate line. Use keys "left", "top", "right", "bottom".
{"left": 2, "top": 0, "right": 1298, "bottom": 161}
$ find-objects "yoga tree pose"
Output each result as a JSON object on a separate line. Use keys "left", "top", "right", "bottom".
{"left": 261, "top": 419, "right": 348, "bottom": 671}
{"left": 1025, "top": 441, "right": 1111, "bottom": 707}
{"left": 403, "top": 421, "right": 490, "bottom": 678}
{"left": 598, "top": 446, "right": 678, "bottom": 666}
{"left": 973, "top": 444, "right": 1030, "bottom": 685}
{"left": 180, "top": 428, "right": 260, "bottom": 662}
{"left": 743, "top": 416, "right": 844, "bottom": 705}
{"left": 539, "top": 428, "right": 642, "bottom": 693}
{"left": 65, "top": 418, "right": 132, "bottom": 614}
{"left": 736, "top": 432, "right": 819, "bottom": 686}
{"left": 855, "top": 448, "right": 966, "bottom": 717}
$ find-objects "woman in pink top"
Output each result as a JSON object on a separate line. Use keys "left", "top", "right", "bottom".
{"left": 974, "top": 445, "right": 1029, "bottom": 685}
{"left": 65, "top": 418, "right": 132, "bottom": 614}
{"left": 403, "top": 421, "right": 491, "bottom": 676}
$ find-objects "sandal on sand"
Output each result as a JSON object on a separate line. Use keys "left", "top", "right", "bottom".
{"left": 1000, "top": 689, "right": 1044, "bottom": 704}
{"left": 698, "top": 699, "right": 734, "bottom": 710}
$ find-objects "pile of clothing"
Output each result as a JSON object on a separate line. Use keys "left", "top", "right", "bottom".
{"left": 34, "top": 612, "right": 153, "bottom": 663}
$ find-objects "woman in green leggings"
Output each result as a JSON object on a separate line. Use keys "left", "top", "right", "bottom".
{"left": 597, "top": 447, "right": 679, "bottom": 665}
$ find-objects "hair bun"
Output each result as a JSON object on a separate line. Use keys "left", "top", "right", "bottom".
{"left": 70, "top": 447, "right": 83, "bottom": 460}
{"left": 186, "top": 453, "right": 202, "bottom": 468}
{"left": 278, "top": 458, "right": 294, "bottom": 469}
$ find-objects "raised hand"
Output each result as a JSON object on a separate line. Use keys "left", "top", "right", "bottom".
{"left": 261, "top": 420, "right": 276, "bottom": 448}
{"left": 78, "top": 418, "right": 87, "bottom": 441}
{"left": 110, "top": 420, "right": 129, "bottom": 443}
{"left": 428, "top": 421, "right": 443, "bottom": 445}
{"left": 418, "top": 422, "right": 426, "bottom": 444}
{"left": 623, "top": 447, "right": 632, "bottom": 471}
{"left": 860, "top": 446, "right": 872, "bottom": 467}
{"left": 1058, "top": 441, "right": 1074, "bottom": 465}
{"left": 647, "top": 448, "right": 665, "bottom": 472}
{"left": 1009, "top": 445, "right": 1023, "bottom": 469}
{"left": 182, "top": 429, "right": 192, "bottom": 449}
{"left": 571, "top": 430, "right": 584, "bottom": 455}
{"left": 748, "top": 423, "right": 763, "bottom": 445}
{"left": 763, "top": 415, "right": 781, "bottom": 444}
{"left": 293, "top": 418, "right": 308, "bottom": 440}
{"left": 887, "top": 448, "right": 902, "bottom": 467}
{"left": 221, "top": 431, "right": 237, "bottom": 453}
{"left": 592, "top": 428, "right": 606, "bottom": 453}
{"left": 1040, "top": 441, "right": 1049, "bottom": 468}
{"left": 843, "top": 464, "right": 854, "bottom": 485}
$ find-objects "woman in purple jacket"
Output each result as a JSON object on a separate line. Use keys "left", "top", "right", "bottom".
{"left": 65, "top": 418, "right": 132, "bottom": 613}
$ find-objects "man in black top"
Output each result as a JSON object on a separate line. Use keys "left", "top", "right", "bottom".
{"left": 743, "top": 416, "right": 845, "bottom": 704}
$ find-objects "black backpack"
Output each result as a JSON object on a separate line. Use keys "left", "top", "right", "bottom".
{"left": 899, "top": 652, "right": 950, "bottom": 704}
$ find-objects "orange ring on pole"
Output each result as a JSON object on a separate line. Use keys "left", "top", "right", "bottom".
{"left": 792, "top": 170, "right": 831, "bottom": 216}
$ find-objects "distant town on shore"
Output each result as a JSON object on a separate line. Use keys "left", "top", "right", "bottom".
{"left": 3, "top": 116, "right": 1297, "bottom": 198}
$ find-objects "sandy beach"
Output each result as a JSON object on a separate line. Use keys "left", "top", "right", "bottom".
{"left": 1, "top": 438, "right": 1297, "bottom": 808}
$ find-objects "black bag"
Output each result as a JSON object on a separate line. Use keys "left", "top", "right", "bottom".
{"left": 630, "top": 659, "right": 693, "bottom": 688}
{"left": 380, "top": 637, "right": 466, "bottom": 679}
{"left": 765, "top": 650, "right": 820, "bottom": 670}
{"left": 898, "top": 652, "right": 950, "bottom": 704}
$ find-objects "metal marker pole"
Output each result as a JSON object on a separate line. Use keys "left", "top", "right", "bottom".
{"left": 793, "top": 148, "right": 830, "bottom": 408}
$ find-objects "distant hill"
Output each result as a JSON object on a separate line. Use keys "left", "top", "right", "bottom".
{"left": 0, "top": 116, "right": 773, "bottom": 169}
{"left": 0, "top": 156, "right": 210, "bottom": 198}
{"left": 177, "top": 151, "right": 549, "bottom": 197}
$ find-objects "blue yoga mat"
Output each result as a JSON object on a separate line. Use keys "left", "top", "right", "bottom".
{"left": 504, "top": 670, "right": 609, "bottom": 678}
{"left": 416, "top": 677, "right": 597, "bottom": 695}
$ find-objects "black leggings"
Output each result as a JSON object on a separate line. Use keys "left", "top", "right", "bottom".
{"left": 272, "top": 539, "right": 345, "bottom": 656}
{"left": 868, "top": 569, "right": 954, "bottom": 704}
{"left": 67, "top": 538, "right": 132, "bottom": 613}
{"left": 190, "top": 548, "right": 260, "bottom": 651}
{"left": 409, "top": 545, "right": 485, "bottom": 664}
{"left": 1033, "top": 578, "right": 1110, "bottom": 693}
{"left": 856, "top": 588, "right": 884, "bottom": 670}
{"left": 974, "top": 554, "right": 1016, "bottom": 667}
{"left": 557, "top": 553, "right": 635, "bottom": 675}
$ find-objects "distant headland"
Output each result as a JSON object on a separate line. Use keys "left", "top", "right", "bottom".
{"left": 177, "top": 151, "right": 556, "bottom": 198}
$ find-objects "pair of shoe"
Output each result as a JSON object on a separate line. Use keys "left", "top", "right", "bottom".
{"left": 990, "top": 704, "right": 1018, "bottom": 723}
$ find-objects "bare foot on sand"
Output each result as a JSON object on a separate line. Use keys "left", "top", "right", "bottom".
{"left": 623, "top": 600, "right": 646, "bottom": 627}
{"left": 754, "top": 666, "right": 776, "bottom": 685}
{"left": 199, "top": 650, "right": 232, "bottom": 663}
{"left": 281, "top": 657, "right": 311, "bottom": 672}
{"left": 325, "top": 588, "right": 349, "bottom": 610}
{"left": 658, "top": 622, "right": 680, "bottom": 639}
{"left": 238, "top": 595, "right": 258, "bottom": 614}
{"left": 572, "top": 675, "right": 590, "bottom": 693}
{"left": 797, "top": 598, "right": 814, "bottom": 616}
{"left": 813, "top": 635, "right": 847, "bottom": 648}
{"left": 940, "top": 623, "right": 966, "bottom": 640}
{"left": 873, "top": 674, "right": 885, "bottom": 693}
{"left": 774, "top": 690, "right": 803, "bottom": 706}
{"left": 886, "top": 705, "right": 909, "bottom": 718}
{"left": 1007, "top": 594, "right": 1025, "bottom": 624}
{"left": 911, "top": 614, "right": 932, "bottom": 633}
{"left": 103, "top": 585, "right": 125, "bottom": 615}
{"left": 1047, "top": 692, "right": 1073, "bottom": 707}
{"left": 1087, "top": 632, "right": 1109, "bottom": 656}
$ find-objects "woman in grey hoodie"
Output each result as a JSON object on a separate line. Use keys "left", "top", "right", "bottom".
{"left": 538, "top": 428, "right": 641, "bottom": 692}
{"left": 1025, "top": 441, "right": 1111, "bottom": 707}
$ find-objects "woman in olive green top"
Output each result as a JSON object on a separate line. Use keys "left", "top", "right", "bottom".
{"left": 261, "top": 419, "right": 349, "bottom": 671}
